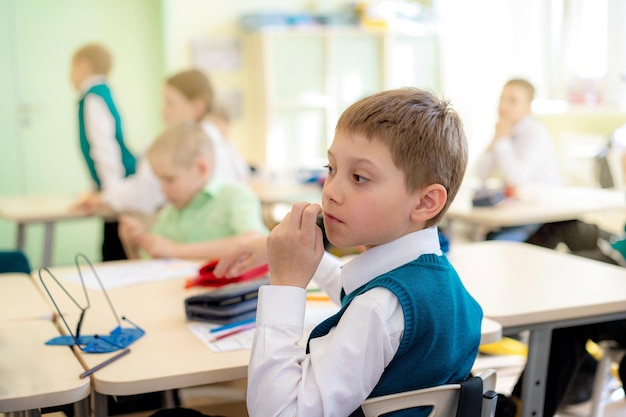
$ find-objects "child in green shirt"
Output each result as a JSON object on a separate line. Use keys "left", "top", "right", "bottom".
{"left": 118, "top": 122, "right": 267, "bottom": 260}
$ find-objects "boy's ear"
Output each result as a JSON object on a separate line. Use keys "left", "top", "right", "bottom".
{"left": 410, "top": 184, "right": 447, "bottom": 224}
{"left": 195, "top": 156, "right": 213, "bottom": 179}
{"left": 191, "top": 98, "right": 207, "bottom": 120}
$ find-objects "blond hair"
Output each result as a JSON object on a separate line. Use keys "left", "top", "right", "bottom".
{"left": 166, "top": 69, "right": 214, "bottom": 119}
{"left": 73, "top": 43, "right": 112, "bottom": 76}
{"left": 335, "top": 88, "right": 468, "bottom": 227}
{"left": 146, "top": 122, "right": 213, "bottom": 168}
{"left": 504, "top": 78, "right": 535, "bottom": 101}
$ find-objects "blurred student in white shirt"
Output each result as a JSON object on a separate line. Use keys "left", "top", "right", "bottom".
{"left": 473, "top": 78, "right": 561, "bottom": 241}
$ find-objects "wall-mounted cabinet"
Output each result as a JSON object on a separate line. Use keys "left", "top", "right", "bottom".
{"left": 244, "top": 28, "right": 440, "bottom": 171}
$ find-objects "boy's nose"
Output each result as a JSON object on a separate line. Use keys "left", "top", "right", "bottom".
{"left": 322, "top": 176, "right": 342, "bottom": 205}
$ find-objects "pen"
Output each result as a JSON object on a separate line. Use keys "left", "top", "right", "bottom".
{"left": 210, "top": 323, "right": 256, "bottom": 342}
{"left": 79, "top": 348, "right": 131, "bottom": 379}
{"left": 210, "top": 317, "right": 256, "bottom": 333}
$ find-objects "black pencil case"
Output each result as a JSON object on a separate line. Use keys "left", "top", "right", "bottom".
{"left": 184, "top": 276, "right": 269, "bottom": 324}
{"left": 472, "top": 188, "right": 505, "bottom": 207}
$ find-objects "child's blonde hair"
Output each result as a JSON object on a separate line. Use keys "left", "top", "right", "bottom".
{"left": 166, "top": 69, "right": 214, "bottom": 120}
{"left": 504, "top": 78, "right": 535, "bottom": 101}
{"left": 73, "top": 43, "right": 112, "bottom": 76}
{"left": 335, "top": 87, "right": 468, "bottom": 227}
{"left": 147, "top": 122, "right": 213, "bottom": 168}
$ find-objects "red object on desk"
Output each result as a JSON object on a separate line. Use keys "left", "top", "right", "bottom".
{"left": 184, "top": 260, "right": 269, "bottom": 289}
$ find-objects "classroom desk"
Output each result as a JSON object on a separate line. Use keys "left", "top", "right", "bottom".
{"left": 0, "top": 321, "right": 91, "bottom": 416}
{"left": 248, "top": 180, "right": 322, "bottom": 205}
{"left": 34, "top": 262, "right": 249, "bottom": 417}
{"left": 0, "top": 273, "right": 54, "bottom": 321}
{"left": 480, "top": 317, "right": 502, "bottom": 345}
{"left": 0, "top": 272, "right": 90, "bottom": 417}
{"left": 448, "top": 240, "right": 626, "bottom": 417}
{"left": 446, "top": 185, "right": 626, "bottom": 232}
{"left": 248, "top": 180, "right": 322, "bottom": 226}
{"left": 0, "top": 194, "right": 115, "bottom": 267}
{"left": 39, "top": 259, "right": 501, "bottom": 417}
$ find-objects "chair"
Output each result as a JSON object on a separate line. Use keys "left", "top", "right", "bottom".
{"left": 360, "top": 369, "right": 498, "bottom": 417}
{"left": 588, "top": 341, "right": 625, "bottom": 417}
{"left": 0, "top": 250, "right": 31, "bottom": 274}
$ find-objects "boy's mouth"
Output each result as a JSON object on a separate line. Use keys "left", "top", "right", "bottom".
{"left": 324, "top": 212, "right": 342, "bottom": 224}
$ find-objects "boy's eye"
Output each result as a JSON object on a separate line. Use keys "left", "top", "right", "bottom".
{"left": 353, "top": 174, "right": 368, "bottom": 184}
{"left": 324, "top": 164, "right": 336, "bottom": 175}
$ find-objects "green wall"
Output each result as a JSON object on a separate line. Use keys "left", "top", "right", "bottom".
{"left": 0, "top": 0, "right": 166, "bottom": 268}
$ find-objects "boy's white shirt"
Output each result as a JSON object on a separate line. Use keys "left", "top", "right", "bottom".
{"left": 100, "top": 119, "right": 249, "bottom": 214}
{"left": 80, "top": 75, "right": 126, "bottom": 192}
{"left": 100, "top": 155, "right": 164, "bottom": 213}
{"left": 473, "top": 115, "right": 561, "bottom": 187}
{"left": 247, "top": 227, "right": 442, "bottom": 417}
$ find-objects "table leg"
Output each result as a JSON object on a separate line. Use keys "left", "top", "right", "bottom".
{"left": 74, "top": 395, "right": 91, "bottom": 417}
{"left": 42, "top": 221, "right": 54, "bottom": 267}
{"left": 162, "top": 389, "right": 176, "bottom": 408}
{"left": 520, "top": 328, "right": 552, "bottom": 417}
{"left": 16, "top": 223, "right": 25, "bottom": 250}
{"left": 93, "top": 392, "right": 108, "bottom": 417}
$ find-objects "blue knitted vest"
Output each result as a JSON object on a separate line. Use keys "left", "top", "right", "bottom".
{"left": 78, "top": 83, "right": 136, "bottom": 190}
{"left": 306, "top": 254, "right": 482, "bottom": 417}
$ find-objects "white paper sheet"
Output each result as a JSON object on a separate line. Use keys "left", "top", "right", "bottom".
{"left": 59, "top": 259, "right": 199, "bottom": 290}
{"left": 188, "top": 302, "right": 340, "bottom": 353}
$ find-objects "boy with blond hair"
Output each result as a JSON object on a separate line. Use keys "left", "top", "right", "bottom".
{"left": 71, "top": 43, "right": 136, "bottom": 261}
{"left": 148, "top": 89, "right": 482, "bottom": 417}
{"left": 118, "top": 122, "right": 266, "bottom": 260}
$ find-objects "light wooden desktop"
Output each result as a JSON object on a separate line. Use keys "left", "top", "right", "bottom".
{"left": 38, "top": 259, "right": 501, "bottom": 417}
{"left": 446, "top": 184, "right": 626, "bottom": 233}
{"left": 35, "top": 261, "right": 254, "bottom": 417}
{"left": 0, "top": 194, "right": 115, "bottom": 267}
{"left": 0, "top": 273, "right": 54, "bottom": 321}
{"left": 0, "top": 273, "right": 90, "bottom": 417}
{"left": 448, "top": 240, "right": 626, "bottom": 417}
{"left": 248, "top": 179, "right": 322, "bottom": 227}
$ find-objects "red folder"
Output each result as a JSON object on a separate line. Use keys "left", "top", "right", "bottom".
{"left": 184, "top": 259, "right": 269, "bottom": 289}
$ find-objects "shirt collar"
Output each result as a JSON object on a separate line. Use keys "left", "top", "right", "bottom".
{"left": 341, "top": 227, "right": 442, "bottom": 295}
{"left": 171, "top": 179, "right": 217, "bottom": 213}
{"left": 512, "top": 115, "right": 533, "bottom": 136}
{"left": 79, "top": 75, "right": 107, "bottom": 97}
{"left": 204, "top": 177, "right": 222, "bottom": 197}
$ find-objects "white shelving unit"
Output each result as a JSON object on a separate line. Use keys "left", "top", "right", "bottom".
{"left": 244, "top": 27, "right": 441, "bottom": 171}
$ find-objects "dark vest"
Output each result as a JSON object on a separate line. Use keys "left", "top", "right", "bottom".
{"left": 78, "top": 83, "right": 136, "bottom": 190}
{"left": 307, "top": 254, "right": 483, "bottom": 417}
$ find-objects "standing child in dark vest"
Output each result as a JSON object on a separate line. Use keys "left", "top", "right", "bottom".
{"left": 70, "top": 43, "right": 136, "bottom": 261}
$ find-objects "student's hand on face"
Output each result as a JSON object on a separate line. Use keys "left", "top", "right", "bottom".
{"left": 494, "top": 118, "right": 514, "bottom": 141}
{"left": 266, "top": 202, "right": 324, "bottom": 288}
{"left": 138, "top": 234, "right": 176, "bottom": 258}
{"left": 213, "top": 234, "right": 268, "bottom": 278}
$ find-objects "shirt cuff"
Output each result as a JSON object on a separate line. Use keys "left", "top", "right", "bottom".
{"left": 313, "top": 252, "right": 341, "bottom": 282}
{"left": 257, "top": 285, "right": 306, "bottom": 327}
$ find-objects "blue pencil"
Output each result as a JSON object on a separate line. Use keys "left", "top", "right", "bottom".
{"left": 210, "top": 317, "right": 256, "bottom": 333}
